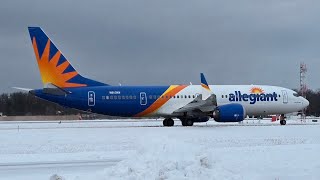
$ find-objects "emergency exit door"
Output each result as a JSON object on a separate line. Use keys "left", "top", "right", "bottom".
{"left": 88, "top": 91, "right": 95, "bottom": 106}
{"left": 140, "top": 92, "right": 147, "bottom": 105}
{"left": 282, "top": 90, "right": 288, "bottom": 104}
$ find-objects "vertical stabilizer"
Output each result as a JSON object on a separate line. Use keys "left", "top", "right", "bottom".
{"left": 28, "top": 27, "right": 107, "bottom": 88}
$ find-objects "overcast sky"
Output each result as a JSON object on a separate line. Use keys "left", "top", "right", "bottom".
{"left": 1, "top": 0, "right": 320, "bottom": 93}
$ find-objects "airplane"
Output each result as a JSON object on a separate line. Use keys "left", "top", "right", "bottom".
{"left": 23, "top": 27, "right": 309, "bottom": 126}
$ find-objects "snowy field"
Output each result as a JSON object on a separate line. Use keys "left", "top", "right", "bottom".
{"left": 0, "top": 118, "right": 320, "bottom": 180}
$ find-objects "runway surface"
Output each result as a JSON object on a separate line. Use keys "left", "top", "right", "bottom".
{"left": 0, "top": 118, "right": 319, "bottom": 180}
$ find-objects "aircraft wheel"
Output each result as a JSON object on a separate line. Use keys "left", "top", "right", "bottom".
{"left": 167, "top": 118, "right": 174, "bottom": 126}
{"left": 280, "top": 120, "right": 286, "bottom": 125}
{"left": 186, "top": 119, "right": 194, "bottom": 126}
{"left": 163, "top": 119, "right": 168, "bottom": 126}
{"left": 181, "top": 120, "right": 187, "bottom": 126}
{"left": 180, "top": 118, "right": 194, "bottom": 126}
{"left": 163, "top": 118, "right": 174, "bottom": 127}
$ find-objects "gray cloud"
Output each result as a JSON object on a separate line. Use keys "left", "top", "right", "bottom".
{"left": 1, "top": 0, "right": 320, "bottom": 92}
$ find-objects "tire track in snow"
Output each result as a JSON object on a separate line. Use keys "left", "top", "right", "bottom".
{"left": 0, "top": 159, "right": 121, "bottom": 169}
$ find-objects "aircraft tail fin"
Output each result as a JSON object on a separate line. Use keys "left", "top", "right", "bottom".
{"left": 28, "top": 27, "right": 107, "bottom": 88}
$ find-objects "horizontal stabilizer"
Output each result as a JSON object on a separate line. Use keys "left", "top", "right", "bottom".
{"left": 43, "top": 83, "right": 71, "bottom": 95}
{"left": 12, "top": 87, "right": 33, "bottom": 92}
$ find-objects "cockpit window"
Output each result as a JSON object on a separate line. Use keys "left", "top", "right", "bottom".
{"left": 293, "top": 93, "right": 299, "bottom": 97}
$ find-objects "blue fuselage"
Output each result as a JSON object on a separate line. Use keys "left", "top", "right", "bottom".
{"left": 32, "top": 86, "right": 172, "bottom": 117}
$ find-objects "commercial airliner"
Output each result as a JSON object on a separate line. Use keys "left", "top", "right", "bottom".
{"left": 22, "top": 27, "right": 309, "bottom": 126}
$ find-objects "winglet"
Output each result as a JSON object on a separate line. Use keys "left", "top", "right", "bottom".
{"left": 200, "top": 73, "right": 212, "bottom": 100}
{"left": 201, "top": 73, "right": 210, "bottom": 91}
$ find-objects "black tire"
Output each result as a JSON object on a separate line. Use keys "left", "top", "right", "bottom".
{"left": 167, "top": 119, "right": 174, "bottom": 127}
{"left": 280, "top": 120, "right": 286, "bottom": 125}
{"left": 163, "top": 119, "right": 168, "bottom": 126}
{"left": 186, "top": 119, "right": 194, "bottom": 126}
{"left": 181, "top": 120, "right": 187, "bottom": 126}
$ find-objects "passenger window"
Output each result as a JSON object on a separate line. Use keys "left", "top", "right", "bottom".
{"left": 166, "top": 96, "right": 168, "bottom": 99}
{"left": 225, "top": 95, "right": 228, "bottom": 98}
{"left": 293, "top": 93, "right": 299, "bottom": 97}
{"left": 122, "top": 96, "right": 125, "bottom": 99}
{"left": 222, "top": 95, "right": 224, "bottom": 98}
{"left": 193, "top": 95, "right": 195, "bottom": 98}
{"left": 173, "top": 96, "right": 176, "bottom": 98}
{"left": 177, "top": 95, "right": 179, "bottom": 98}
{"left": 114, "top": 96, "right": 117, "bottom": 100}
{"left": 133, "top": 96, "right": 136, "bottom": 99}
{"left": 110, "top": 96, "right": 113, "bottom": 100}
{"left": 157, "top": 95, "right": 160, "bottom": 99}
{"left": 106, "top": 96, "right": 109, "bottom": 100}
{"left": 102, "top": 96, "right": 105, "bottom": 100}
{"left": 149, "top": 95, "right": 152, "bottom": 99}
{"left": 153, "top": 95, "right": 157, "bottom": 99}
{"left": 188, "top": 95, "right": 191, "bottom": 98}
{"left": 129, "top": 95, "right": 133, "bottom": 99}
{"left": 185, "top": 95, "right": 187, "bottom": 98}
{"left": 126, "top": 96, "right": 129, "bottom": 99}
{"left": 279, "top": 95, "right": 281, "bottom": 98}
{"left": 118, "top": 96, "right": 121, "bottom": 100}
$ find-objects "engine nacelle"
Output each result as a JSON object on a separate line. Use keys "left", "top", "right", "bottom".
{"left": 213, "top": 104, "right": 246, "bottom": 122}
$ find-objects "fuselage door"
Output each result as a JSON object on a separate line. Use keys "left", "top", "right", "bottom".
{"left": 140, "top": 92, "right": 147, "bottom": 105}
{"left": 88, "top": 91, "right": 95, "bottom": 106}
{"left": 281, "top": 90, "right": 288, "bottom": 104}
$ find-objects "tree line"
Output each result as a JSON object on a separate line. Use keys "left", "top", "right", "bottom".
{"left": 0, "top": 92, "right": 80, "bottom": 116}
{"left": 0, "top": 90, "right": 319, "bottom": 116}
{"left": 305, "top": 90, "right": 320, "bottom": 116}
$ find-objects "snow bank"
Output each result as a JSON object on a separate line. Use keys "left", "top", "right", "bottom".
{"left": 78, "top": 136, "right": 242, "bottom": 180}
{"left": 50, "top": 174, "right": 65, "bottom": 180}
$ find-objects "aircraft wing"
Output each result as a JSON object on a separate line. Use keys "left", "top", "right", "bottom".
{"left": 173, "top": 93, "right": 217, "bottom": 113}
{"left": 173, "top": 73, "right": 217, "bottom": 115}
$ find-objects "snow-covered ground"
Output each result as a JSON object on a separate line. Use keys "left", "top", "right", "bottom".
{"left": 0, "top": 118, "right": 320, "bottom": 180}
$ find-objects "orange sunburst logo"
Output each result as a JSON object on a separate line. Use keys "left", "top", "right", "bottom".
{"left": 250, "top": 87, "right": 264, "bottom": 94}
{"left": 32, "top": 37, "right": 86, "bottom": 88}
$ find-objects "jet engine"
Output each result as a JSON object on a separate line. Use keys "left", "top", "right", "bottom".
{"left": 213, "top": 104, "right": 246, "bottom": 122}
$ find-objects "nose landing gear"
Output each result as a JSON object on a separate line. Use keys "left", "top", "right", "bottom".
{"left": 280, "top": 114, "right": 286, "bottom": 125}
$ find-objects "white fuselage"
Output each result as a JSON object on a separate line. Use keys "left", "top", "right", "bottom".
{"left": 153, "top": 85, "right": 309, "bottom": 117}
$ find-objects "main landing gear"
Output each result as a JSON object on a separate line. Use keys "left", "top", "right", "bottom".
{"left": 163, "top": 118, "right": 174, "bottom": 127}
{"left": 280, "top": 114, "right": 286, "bottom": 125}
{"left": 181, "top": 118, "right": 194, "bottom": 126}
{"left": 163, "top": 118, "right": 195, "bottom": 127}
